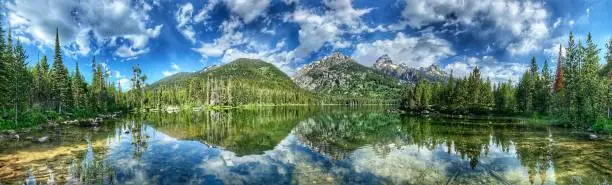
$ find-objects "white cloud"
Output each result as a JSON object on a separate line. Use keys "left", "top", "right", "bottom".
{"left": 553, "top": 18, "right": 562, "bottom": 29}
{"left": 222, "top": 0, "right": 271, "bottom": 23}
{"left": 192, "top": 16, "right": 247, "bottom": 58}
{"left": 352, "top": 32, "right": 454, "bottom": 68}
{"left": 115, "top": 45, "right": 150, "bottom": 59}
{"left": 219, "top": 40, "right": 295, "bottom": 74}
{"left": 398, "top": 0, "right": 550, "bottom": 56}
{"left": 114, "top": 70, "right": 123, "bottom": 78}
{"left": 117, "top": 78, "right": 132, "bottom": 92}
{"left": 162, "top": 62, "right": 182, "bottom": 77}
{"left": 6, "top": 0, "right": 163, "bottom": 59}
{"left": 444, "top": 56, "right": 529, "bottom": 83}
{"left": 176, "top": 3, "right": 197, "bottom": 43}
{"left": 287, "top": 0, "right": 375, "bottom": 59}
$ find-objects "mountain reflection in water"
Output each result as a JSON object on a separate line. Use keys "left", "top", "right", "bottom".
{"left": 0, "top": 106, "right": 610, "bottom": 184}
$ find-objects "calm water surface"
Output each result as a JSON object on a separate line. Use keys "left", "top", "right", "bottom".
{"left": 0, "top": 106, "right": 610, "bottom": 185}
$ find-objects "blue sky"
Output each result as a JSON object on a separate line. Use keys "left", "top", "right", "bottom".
{"left": 4, "top": 0, "right": 611, "bottom": 91}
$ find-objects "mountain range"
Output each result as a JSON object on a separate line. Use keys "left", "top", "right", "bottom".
{"left": 373, "top": 54, "right": 448, "bottom": 85}
{"left": 150, "top": 53, "right": 448, "bottom": 101}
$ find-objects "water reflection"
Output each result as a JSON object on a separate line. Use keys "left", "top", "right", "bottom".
{"left": 0, "top": 106, "right": 610, "bottom": 184}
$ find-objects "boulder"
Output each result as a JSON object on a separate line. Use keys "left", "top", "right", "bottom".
{"left": 589, "top": 134, "right": 599, "bottom": 140}
{"left": 38, "top": 136, "right": 49, "bottom": 143}
{"left": 11, "top": 134, "right": 20, "bottom": 140}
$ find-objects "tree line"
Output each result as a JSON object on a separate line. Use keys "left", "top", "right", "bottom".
{"left": 0, "top": 22, "right": 131, "bottom": 129}
{"left": 402, "top": 32, "right": 612, "bottom": 130}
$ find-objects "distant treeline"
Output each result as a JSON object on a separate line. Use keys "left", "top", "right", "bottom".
{"left": 403, "top": 33, "right": 612, "bottom": 130}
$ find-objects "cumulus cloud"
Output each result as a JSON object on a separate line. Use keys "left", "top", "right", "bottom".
{"left": 398, "top": 0, "right": 550, "bottom": 56}
{"left": 6, "top": 0, "right": 163, "bottom": 59}
{"left": 175, "top": 1, "right": 219, "bottom": 44}
{"left": 287, "top": 0, "right": 376, "bottom": 59}
{"left": 444, "top": 56, "right": 529, "bottom": 83}
{"left": 220, "top": 40, "right": 295, "bottom": 74}
{"left": 222, "top": 0, "right": 271, "bottom": 23}
{"left": 176, "top": 3, "right": 197, "bottom": 43}
{"left": 192, "top": 16, "right": 247, "bottom": 58}
{"left": 162, "top": 62, "right": 182, "bottom": 77}
{"left": 117, "top": 78, "right": 132, "bottom": 92}
{"left": 352, "top": 32, "right": 454, "bottom": 68}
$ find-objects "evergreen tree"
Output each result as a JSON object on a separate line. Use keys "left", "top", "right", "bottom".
{"left": 536, "top": 59, "right": 553, "bottom": 115}
{"left": 72, "top": 61, "right": 87, "bottom": 109}
{"left": 51, "top": 28, "right": 72, "bottom": 114}
{"left": 131, "top": 65, "right": 147, "bottom": 109}
{"left": 9, "top": 40, "right": 31, "bottom": 124}
{"left": 34, "top": 55, "right": 51, "bottom": 108}
{"left": 554, "top": 45, "right": 565, "bottom": 93}
{"left": 579, "top": 33, "right": 606, "bottom": 125}
{"left": 0, "top": 19, "right": 6, "bottom": 109}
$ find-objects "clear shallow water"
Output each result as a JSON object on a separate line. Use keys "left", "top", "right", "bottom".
{"left": 0, "top": 106, "right": 610, "bottom": 185}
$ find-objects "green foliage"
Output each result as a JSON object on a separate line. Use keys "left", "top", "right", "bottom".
{"left": 401, "top": 32, "right": 610, "bottom": 132}
{"left": 0, "top": 17, "right": 126, "bottom": 130}
{"left": 403, "top": 67, "right": 495, "bottom": 115}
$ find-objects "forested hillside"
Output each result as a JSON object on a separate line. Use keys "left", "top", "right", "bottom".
{"left": 144, "top": 58, "right": 319, "bottom": 108}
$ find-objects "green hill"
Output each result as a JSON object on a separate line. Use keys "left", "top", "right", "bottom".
{"left": 146, "top": 59, "right": 316, "bottom": 107}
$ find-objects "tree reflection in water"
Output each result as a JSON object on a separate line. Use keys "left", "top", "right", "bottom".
{"left": 1, "top": 106, "right": 610, "bottom": 184}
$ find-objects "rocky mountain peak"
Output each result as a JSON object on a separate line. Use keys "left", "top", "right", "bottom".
{"left": 375, "top": 55, "right": 393, "bottom": 66}
{"left": 323, "top": 52, "right": 350, "bottom": 63}
{"left": 373, "top": 55, "right": 448, "bottom": 84}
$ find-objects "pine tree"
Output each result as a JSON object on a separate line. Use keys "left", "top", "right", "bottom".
{"left": 554, "top": 45, "right": 565, "bottom": 93}
{"left": 604, "top": 39, "right": 612, "bottom": 118}
{"left": 72, "top": 61, "right": 87, "bottom": 109}
{"left": 602, "top": 38, "right": 612, "bottom": 78}
{"left": 33, "top": 55, "right": 50, "bottom": 108}
{"left": 537, "top": 59, "right": 553, "bottom": 115}
{"left": 9, "top": 40, "right": 31, "bottom": 124}
{"left": 0, "top": 19, "right": 6, "bottom": 109}
{"left": 131, "top": 65, "right": 147, "bottom": 109}
{"left": 51, "top": 28, "right": 72, "bottom": 114}
{"left": 580, "top": 33, "right": 606, "bottom": 125}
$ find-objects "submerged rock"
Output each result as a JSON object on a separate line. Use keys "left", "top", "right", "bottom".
{"left": 38, "top": 136, "right": 49, "bottom": 143}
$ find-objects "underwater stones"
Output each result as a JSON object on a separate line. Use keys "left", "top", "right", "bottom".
{"left": 38, "top": 136, "right": 49, "bottom": 143}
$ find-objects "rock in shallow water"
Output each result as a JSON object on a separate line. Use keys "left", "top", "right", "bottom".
{"left": 589, "top": 134, "right": 599, "bottom": 140}
{"left": 38, "top": 136, "right": 49, "bottom": 143}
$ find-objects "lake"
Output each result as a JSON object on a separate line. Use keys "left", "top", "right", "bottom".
{"left": 0, "top": 106, "right": 610, "bottom": 185}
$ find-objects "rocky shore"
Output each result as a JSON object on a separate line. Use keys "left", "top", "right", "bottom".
{"left": 0, "top": 112, "right": 120, "bottom": 143}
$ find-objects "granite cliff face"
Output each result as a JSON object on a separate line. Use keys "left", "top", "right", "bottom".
{"left": 292, "top": 52, "right": 405, "bottom": 98}
{"left": 373, "top": 55, "right": 448, "bottom": 84}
